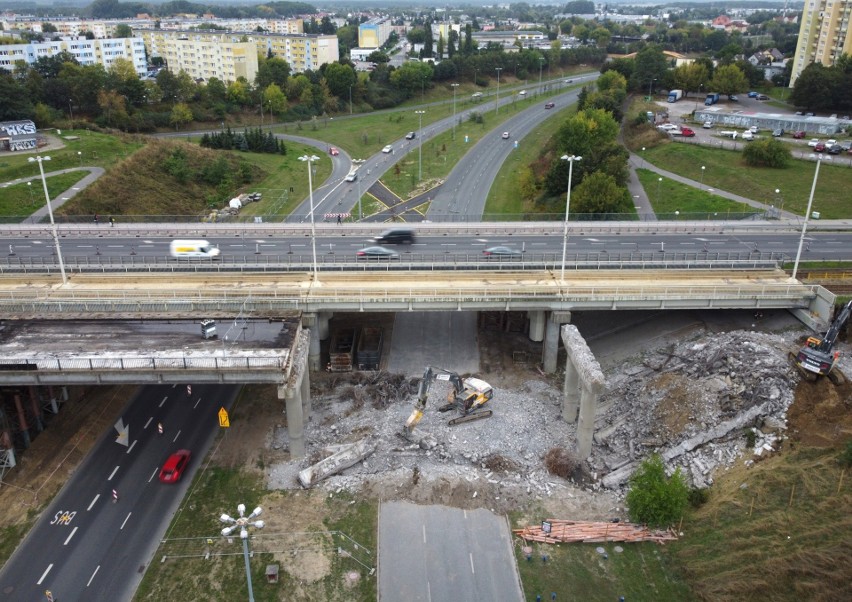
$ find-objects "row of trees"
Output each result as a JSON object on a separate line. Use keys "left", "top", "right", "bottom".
{"left": 200, "top": 127, "right": 287, "bottom": 154}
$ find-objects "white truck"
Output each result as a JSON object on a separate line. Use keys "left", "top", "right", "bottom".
{"left": 667, "top": 89, "right": 683, "bottom": 103}
{"left": 169, "top": 240, "right": 221, "bottom": 259}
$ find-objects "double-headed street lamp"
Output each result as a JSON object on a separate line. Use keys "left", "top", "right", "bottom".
{"left": 495, "top": 67, "right": 503, "bottom": 114}
{"left": 28, "top": 156, "right": 66, "bottom": 284}
{"left": 559, "top": 154, "right": 581, "bottom": 282}
{"left": 220, "top": 504, "right": 264, "bottom": 602}
{"left": 298, "top": 154, "right": 320, "bottom": 280}
{"left": 450, "top": 83, "right": 459, "bottom": 139}
{"left": 415, "top": 110, "right": 425, "bottom": 181}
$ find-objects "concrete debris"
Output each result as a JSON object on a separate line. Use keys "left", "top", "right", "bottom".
{"left": 266, "top": 323, "right": 850, "bottom": 514}
{"left": 297, "top": 438, "right": 376, "bottom": 488}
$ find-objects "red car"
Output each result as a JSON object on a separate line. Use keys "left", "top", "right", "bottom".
{"left": 814, "top": 142, "right": 826, "bottom": 152}
{"left": 679, "top": 127, "right": 695, "bottom": 137}
{"left": 159, "top": 449, "right": 191, "bottom": 483}
{"left": 329, "top": 147, "right": 339, "bottom": 156}
{"left": 792, "top": 131, "right": 806, "bottom": 139}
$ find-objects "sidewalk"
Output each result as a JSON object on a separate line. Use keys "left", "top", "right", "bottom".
{"left": 2, "top": 167, "right": 104, "bottom": 222}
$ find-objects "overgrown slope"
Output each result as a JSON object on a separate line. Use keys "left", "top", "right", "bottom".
{"left": 58, "top": 140, "right": 266, "bottom": 218}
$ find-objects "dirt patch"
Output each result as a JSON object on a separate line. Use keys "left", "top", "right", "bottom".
{"left": 786, "top": 378, "right": 852, "bottom": 447}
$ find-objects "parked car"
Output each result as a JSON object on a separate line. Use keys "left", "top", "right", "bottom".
{"left": 356, "top": 246, "right": 399, "bottom": 259}
{"left": 757, "top": 94, "right": 769, "bottom": 100}
{"left": 501, "top": 131, "right": 510, "bottom": 139}
{"left": 405, "top": 131, "right": 416, "bottom": 140}
{"left": 772, "top": 128, "right": 784, "bottom": 137}
{"left": 814, "top": 142, "right": 827, "bottom": 152}
{"left": 702, "top": 121, "right": 713, "bottom": 129}
{"left": 749, "top": 126, "right": 759, "bottom": 133}
{"left": 826, "top": 139, "right": 837, "bottom": 146}
{"left": 747, "top": 91, "right": 759, "bottom": 98}
{"left": 805, "top": 112, "right": 815, "bottom": 117}
{"left": 159, "top": 450, "right": 191, "bottom": 483}
{"left": 381, "top": 144, "right": 393, "bottom": 153}
{"left": 827, "top": 144, "right": 844, "bottom": 155}
{"left": 678, "top": 127, "right": 696, "bottom": 137}
{"left": 471, "top": 92, "right": 483, "bottom": 99}
{"left": 742, "top": 131, "right": 755, "bottom": 141}
{"left": 840, "top": 141, "right": 852, "bottom": 151}
{"left": 545, "top": 102, "right": 555, "bottom": 109}
{"left": 329, "top": 147, "right": 339, "bottom": 156}
{"left": 792, "top": 131, "right": 806, "bottom": 139}
{"left": 483, "top": 246, "right": 521, "bottom": 257}
{"left": 657, "top": 123, "right": 679, "bottom": 131}
{"left": 518, "top": 90, "right": 527, "bottom": 96}
{"left": 808, "top": 139, "right": 821, "bottom": 147}
{"left": 729, "top": 95, "right": 739, "bottom": 102}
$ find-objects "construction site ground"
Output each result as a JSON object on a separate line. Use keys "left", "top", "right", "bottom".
{"left": 1, "top": 307, "right": 850, "bottom": 600}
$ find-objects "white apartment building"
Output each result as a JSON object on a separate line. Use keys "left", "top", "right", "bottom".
{"left": 791, "top": 0, "right": 852, "bottom": 85}
{"left": 0, "top": 37, "right": 147, "bottom": 75}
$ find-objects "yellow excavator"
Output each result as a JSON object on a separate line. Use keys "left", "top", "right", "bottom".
{"left": 403, "top": 366, "right": 494, "bottom": 438}
{"left": 792, "top": 300, "right": 852, "bottom": 384}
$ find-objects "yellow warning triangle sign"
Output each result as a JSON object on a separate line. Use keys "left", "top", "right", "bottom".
{"left": 218, "top": 407, "right": 230, "bottom": 428}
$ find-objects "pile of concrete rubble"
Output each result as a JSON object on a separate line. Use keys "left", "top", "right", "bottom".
{"left": 267, "top": 327, "right": 838, "bottom": 503}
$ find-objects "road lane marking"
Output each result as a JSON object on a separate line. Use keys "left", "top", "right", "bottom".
{"left": 38, "top": 564, "right": 53, "bottom": 584}
{"left": 148, "top": 468, "right": 158, "bottom": 482}
{"left": 87, "top": 494, "right": 100, "bottom": 511}
{"left": 127, "top": 440, "right": 137, "bottom": 454}
{"left": 193, "top": 398, "right": 201, "bottom": 409}
{"left": 427, "top": 580, "right": 432, "bottom": 602}
{"left": 107, "top": 466, "right": 119, "bottom": 480}
{"left": 64, "top": 527, "right": 78, "bottom": 545}
{"left": 422, "top": 524, "right": 427, "bottom": 544}
{"left": 159, "top": 396, "right": 167, "bottom": 407}
{"left": 144, "top": 417, "right": 153, "bottom": 429}
{"left": 469, "top": 552, "right": 475, "bottom": 574}
{"left": 120, "top": 512, "right": 132, "bottom": 530}
{"left": 172, "top": 430, "right": 182, "bottom": 443}
{"left": 87, "top": 565, "right": 100, "bottom": 587}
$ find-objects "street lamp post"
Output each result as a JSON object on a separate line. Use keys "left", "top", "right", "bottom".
{"left": 68, "top": 99, "right": 73, "bottom": 124}
{"left": 657, "top": 177, "right": 663, "bottom": 204}
{"left": 450, "top": 83, "right": 459, "bottom": 139}
{"left": 298, "top": 154, "right": 320, "bottom": 280}
{"left": 28, "top": 156, "right": 66, "bottom": 284}
{"left": 559, "top": 154, "right": 581, "bottom": 282}
{"left": 349, "top": 84, "right": 353, "bottom": 115}
{"left": 77, "top": 151, "right": 82, "bottom": 168}
{"left": 495, "top": 67, "right": 503, "bottom": 114}
{"left": 648, "top": 78, "right": 657, "bottom": 99}
{"left": 774, "top": 188, "right": 783, "bottom": 218}
{"left": 538, "top": 57, "right": 544, "bottom": 94}
{"left": 700, "top": 165, "right": 705, "bottom": 187}
{"left": 415, "top": 110, "right": 425, "bottom": 181}
{"left": 793, "top": 160, "right": 822, "bottom": 279}
{"left": 641, "top": 146, "right": 645, "bottom": 168}
{"left": 27, "top": 181, "right": 34, "bottom": 205}
{"left": 220, "top": 504, "right": 264, "bottom": 602}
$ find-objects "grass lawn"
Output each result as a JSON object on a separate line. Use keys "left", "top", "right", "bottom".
{"left": 642, "top": 142, "right": 850, "bottom": 219}
{"left": 515, "top": 536, "right": 692, "bottom": 601}
{"left": 0, "top": 171, "right": 89, "bottom": 219}
{"left": 635, "top": 168, "right": 755, "bottom": 219}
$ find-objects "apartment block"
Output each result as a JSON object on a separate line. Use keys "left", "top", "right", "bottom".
{"left": 0, "top": 37, "right": 146, "bottom": 75}
{"left": 137, "top": 29, "right": 338, "bottom": 79}
{"left": 790, "top": 0, "right": 852, "bottom": 85}
{"left": 358, "top": 18, "right": 392, "bottom": 49}
{"left": 163, "top": 39, "right": 258, "bottom": 84}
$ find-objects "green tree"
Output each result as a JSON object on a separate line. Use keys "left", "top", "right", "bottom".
{"left": 631, "top": 45, "right": 668, "bottom": 94}
{"left": 226, "top": 80, "right": 250, "bottom": 106}
{"left": 389, "top": 61, "right": 434, "bottom": 97}
{"left": 205, "top": 77, "right": 227, "bottom": 104}
{"left": 672, "top": 62, "right": 709, "bottom": 98}
{"left": 322, "top": 62, "right": 355, "bottom": 99}
{"left": 0, "top": 72, "right": 34, "bottom": 120}
{"left": 114, "top": 24, "right": 133, "bottom": 38}
{"left": 169, "top": 102, "right": 193, "bottom": 130}
{"left": 596, "top": 70, "right": 627, "bottom": 93}
{"left": 437, "top": 32, "right": 444, "bottom": 60}
{"left": 262, "top": 83, "right": 287, "bottom": 116}
{"left": 255, "top": 56, "right": 290, "bottom": 90}
{"left": 710, "top": 64, "right": 748, "bottom": 98}
{"left": 590, "top": 26, "right": 611, "bottom": 48}
{"left": 742, "top": 138, "right": 790, "bottom": 168}
{"left": 571, "top": 171, "right": 631, "bottom": 215}
{"left": 790, "top": 63, "right": 834, "bottom": 111}
{"left": 626, "top": 455, "right": 689, "bottom": 527}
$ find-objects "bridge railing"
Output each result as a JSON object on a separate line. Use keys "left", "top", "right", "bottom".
{"left": 0, "top": 354, "right": 286, "bottom": 372}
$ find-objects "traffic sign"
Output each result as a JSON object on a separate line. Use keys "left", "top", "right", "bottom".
{"left": 218, "top": 407, "right": 230, "bottom": 428}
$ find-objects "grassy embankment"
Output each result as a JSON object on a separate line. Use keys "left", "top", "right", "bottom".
{"left": 0, "top": 130, "right": 143, "bottom": 219}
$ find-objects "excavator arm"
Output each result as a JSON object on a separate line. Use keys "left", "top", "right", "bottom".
{"left": 403, "top": 367, "right": 493, "bottom": 437}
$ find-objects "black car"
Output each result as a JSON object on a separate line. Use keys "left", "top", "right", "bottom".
{"left": 826, "top": 144, "right": 844, "bottom": 155}
{"left": 374, "top": 228, "right": 415, "bottom": 244}
{"left": 405, "top": 131, "right": 416, "bottom": 140}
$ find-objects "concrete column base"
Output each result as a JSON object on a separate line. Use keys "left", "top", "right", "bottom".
{"left": 562, "top": 361, "right": 580, "bottom": 423}
{"left": 302, "top": 313, "right": 320, "bottom": 372}
{"left": 576, "top": 386, "right": 599, "bottom": 459}
{"left": 543, "top": 311, "right": 572, "bottom": 373}
{"left": 528, "top": 310, "right": 545, "bottom": 342}
{"left": 277, "top": 327, "right": 311, "bottom": 459}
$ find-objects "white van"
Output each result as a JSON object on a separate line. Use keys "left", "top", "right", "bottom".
{"left": 169, "top": 240, "right": 221, "bottom": 259}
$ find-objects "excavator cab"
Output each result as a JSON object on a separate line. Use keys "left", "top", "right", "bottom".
{"left": 403, "top": 367, "right": 494, "bottom": 439}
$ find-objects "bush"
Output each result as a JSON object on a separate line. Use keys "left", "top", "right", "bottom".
{"left": 688, "top": 487, "right": 709, "bottom": 508}
{"left": 626, "top": 454, "right": 689, "bottom": 527}
{"left": 742, "top": 138, "right": 790, "bottom": 168}
{"left": 544, "top": 447, "right": 580, "bottom": 479}
{"left": 839, "top": 441, "right": 852, "bottom": 467}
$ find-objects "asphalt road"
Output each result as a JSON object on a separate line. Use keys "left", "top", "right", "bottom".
{"left": 0, "top": 383, "right": 240, "bottom": 602}
{"left": 378, "top": 501, "right": 522, "bottom": 602}
{"left": 3, "top": 230, "right": 852, "bottom": 267}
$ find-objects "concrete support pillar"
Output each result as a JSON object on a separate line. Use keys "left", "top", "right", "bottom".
{"left": 28, "top": 387, "right": 43, "bottom": 432}
{"left": 318, "top": 312, "right": 332, "bottom": 341}
{"left": 301, "top": 313, "right": 321, "bottom": 372}
{"left": 13, "top": 393, "right": 30, "bottom": 448}
{"left": 576, "top": 386, "right": 599, "bottom": 459}
{"left": 543, "top": 311, "right": 571, "bottom": 373}
{"left": 277, "top": 327, "right": 311, "bottom": 460}
{"left": 562, "top": 361, "right": 581, "bottom": 423}
{"left": 301, "top": 365, "right": 311, "bottom": 417}
{"left": 528, "top": 310, "right": 546, "bottom": 342}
